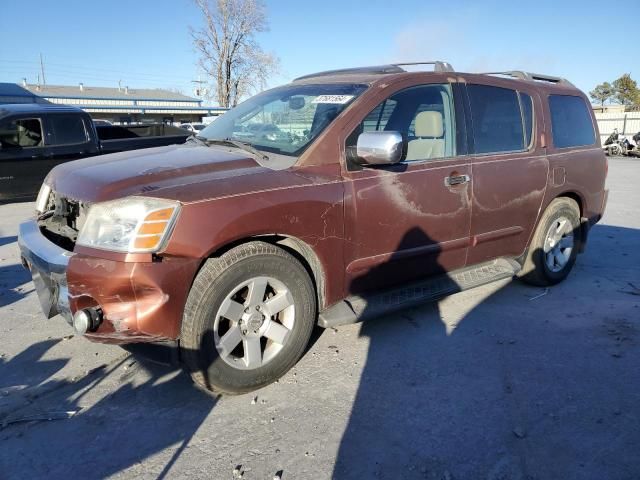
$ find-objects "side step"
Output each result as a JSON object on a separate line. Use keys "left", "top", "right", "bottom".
{"left": 318, "top": 258, "right": 521, "bottom": 328}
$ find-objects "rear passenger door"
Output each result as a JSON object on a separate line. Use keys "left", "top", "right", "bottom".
{"left": 464, "top": 81, "right": 548, "bottom": 265}
{"left": 342, "top": 82, "right": 472, "bottom": 294}
{"left": 45, "top": 113, "right": 95, "bottom": 165}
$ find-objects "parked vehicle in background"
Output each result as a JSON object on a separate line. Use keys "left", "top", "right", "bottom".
{"left": 631, "top": 132, "right": 640, "bottom": 157}
{"left": 603, "top": 128, "right": 622, "bottom": 156}
{"left": 92, "top": 119, "right": 113, "bottom": 127}
{"left": 0, "top": 104, "right": 190, "bottom": 202}
{"left": 180, "top": 122, "right": 206, "bottom": 133}
{"left": 603, "top": 128, "right": 640, "bottom": 157}
{"left": 18, "top": 62, "right": 608, "bottom": 394}
{"left": 619, "top": 134, "right": 637, "bottom": 155}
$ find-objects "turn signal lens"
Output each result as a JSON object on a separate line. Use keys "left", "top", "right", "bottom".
{"left": 134, "top": 235, "right": 164, "bottom": 250}
{"left": 131, "top": 207, "right": 178, "bottom": 251}
{"left": 145, "top": 208, "right": 175, "bottom": 221}
{"left": 138, "top": 222, "right": 167, "bottom": 235}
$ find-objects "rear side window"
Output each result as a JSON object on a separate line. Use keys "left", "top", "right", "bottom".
{"left": 549, "top": 95, "right": 595, "bottom": 148}
{"left": 468, "top": 84, "right": 525, "bottom": 154}
{"left": 0, "top": 118, "right": 43, "bottom": 148}
{"left": 49, "top": 115, "right": 89, "bottom": 145}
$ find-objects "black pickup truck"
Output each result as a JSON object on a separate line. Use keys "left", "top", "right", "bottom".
{"left": 0, "top": 104, "right": 190, "bottom": 202}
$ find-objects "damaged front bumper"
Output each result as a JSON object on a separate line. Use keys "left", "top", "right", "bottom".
{"left": 18, "top": 219, "right": 74, "bottom": 324}
{"left": 18, "top": 219, "right": 200, "bottom": 344}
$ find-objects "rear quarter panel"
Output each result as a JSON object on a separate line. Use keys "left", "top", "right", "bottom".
{"left": 540, "top": 89, "right": 607, "bottom": 222}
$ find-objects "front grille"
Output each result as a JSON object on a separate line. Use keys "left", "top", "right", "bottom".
{"left": 38, "top": 191, "right": 88, "bottom": 251}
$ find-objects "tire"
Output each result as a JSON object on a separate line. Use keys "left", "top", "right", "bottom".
{"left": 180, "top": 241, "right": 316, "bottom": 395}
{"left": 519, "top": 197, "right": 581, "bottom": 286}
{"left": 610, "top": 144, "right": 622, "bottom": 156}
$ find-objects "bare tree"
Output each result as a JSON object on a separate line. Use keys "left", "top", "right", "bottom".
{"left": 191, "top": 0, "right": 279, "bottom": 108}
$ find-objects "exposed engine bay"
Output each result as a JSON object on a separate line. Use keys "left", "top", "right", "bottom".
{"left": 37, "top": 191, "right": 89, "bottom": 251}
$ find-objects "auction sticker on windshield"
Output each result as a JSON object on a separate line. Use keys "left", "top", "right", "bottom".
{"left": 311, "top": 95, "right": 354, "bottom": 104}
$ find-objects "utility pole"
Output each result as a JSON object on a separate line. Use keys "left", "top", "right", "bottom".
{"left": 39, "top": 53, "right": 46, "bottom": 86}
{"left": 191, "top": 75, "right": 207, "bottom": 98}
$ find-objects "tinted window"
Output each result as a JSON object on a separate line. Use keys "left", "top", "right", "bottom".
{"left": 49, "top": 115, "right": 88, "bottom": 145}
{"left": 0, "top": 118, "right": 43, "bottom": 148}
{"left": 520, "top": 92, "right": 533, "bottom": 147}
{"left": 549, "top": 95, "right": 595, "bottom": 148}
{"left": 347, "top": 83, "right": 456, "bottom": 161}
{"left": 468, "top": 84, "right": 524, "bottom": 154}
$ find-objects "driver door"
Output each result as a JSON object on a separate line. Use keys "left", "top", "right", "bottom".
{"left": 341, "top": 83, "right": 472, "bottom": 294}
{"left": 0, "top": 116, "right": 50, "bottom": 201}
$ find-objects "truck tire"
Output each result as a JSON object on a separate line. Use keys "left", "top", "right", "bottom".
{"left": 520, "top": 197, "right": 581, "bottom": 286}
{"left": 180, "top": 241, "right": 316, "bottom": 395}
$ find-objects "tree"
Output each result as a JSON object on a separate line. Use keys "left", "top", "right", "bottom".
{"left": 191, "top": 0, "right": 279, "bottom": 108}
{"left": 589, "top": 81, "right": 614, "bottom": 107}
{"left": 612, "top": 74, "right": 640, "bottom": 106}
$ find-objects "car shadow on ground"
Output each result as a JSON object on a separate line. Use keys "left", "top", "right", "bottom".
{"left": 0, "top": 262, "right": 33, "bottom": 308}
{"left": 0, "top": 236, "right": 18, "bottom": 248}
{"left": 334, "top": 224, "right": 640, "bottom": 479}
{"left": 0, "top": 225, "right": 638, "bottom": 479}
{"left": 0, "top": 335, "right": 219, "bottom": 479}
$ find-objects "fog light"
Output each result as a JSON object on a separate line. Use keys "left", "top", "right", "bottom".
{"left": 72, "top": 308, "right": 102, "bottom": 334}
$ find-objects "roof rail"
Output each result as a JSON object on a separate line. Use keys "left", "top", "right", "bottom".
{"left": 483, "top": 71, "right": 574, "bottom": 87}
{"left": 392, "top": 61, "right": 455, "bottom": 72}
{"left": 293, "top": 61, "right": 454, "bottom": 82}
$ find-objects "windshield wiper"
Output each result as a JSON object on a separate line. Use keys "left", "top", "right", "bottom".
{"left": 205, "top": 138, "right": 269, "bottom": 161}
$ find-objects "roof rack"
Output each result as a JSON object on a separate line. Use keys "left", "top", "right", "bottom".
{"left": 293, "top": 61, "right": 454, "bottom": 82}
{"left": 483, "top": 71, "right": 574, "bottom": 87}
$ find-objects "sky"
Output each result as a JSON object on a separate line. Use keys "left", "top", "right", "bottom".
{"left": 0, "top": 0, "right": 636, "bottom": 105}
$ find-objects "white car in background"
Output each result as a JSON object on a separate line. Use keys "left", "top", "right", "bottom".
{"left": 179, "top": 122, "right": 206, "bottom": 133}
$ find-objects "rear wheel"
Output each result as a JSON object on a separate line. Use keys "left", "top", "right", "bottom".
{"left": 180, "top": 241, "right": 316, "bottom": 394}
{"left": 520, "top": 197, "right": 581, "bottom": 286}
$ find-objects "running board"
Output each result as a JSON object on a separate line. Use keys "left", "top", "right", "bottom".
{"left": 318, "top": 258, "right": 521, "bottom": 328}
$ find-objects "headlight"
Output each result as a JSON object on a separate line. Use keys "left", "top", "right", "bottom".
{"left": 76, "top": 197, "right": 180, "bottom": 253}
{"left": 35, "top": 183, "right": 52, "bottom": 213}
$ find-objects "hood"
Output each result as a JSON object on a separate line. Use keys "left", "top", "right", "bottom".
{"left": 46, "top": 143, "right": 309, "bottom": 204}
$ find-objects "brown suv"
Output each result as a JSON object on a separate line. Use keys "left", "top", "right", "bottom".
{"left": 18, "top": 62, "right": 608, "bottom": 394}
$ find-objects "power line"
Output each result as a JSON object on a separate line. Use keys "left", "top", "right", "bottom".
{"left": 0, "top": 58, "right": 198, "bottom": 83}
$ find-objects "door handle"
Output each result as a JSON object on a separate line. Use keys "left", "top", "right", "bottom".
{"left": 444, "top": 174, "right": 470, "bottom": 187}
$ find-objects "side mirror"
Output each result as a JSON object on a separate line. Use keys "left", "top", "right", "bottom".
{"left": 355, "top": 131, "right": 404, "bottom": 166}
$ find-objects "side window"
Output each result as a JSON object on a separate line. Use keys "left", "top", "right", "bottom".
{"left": 0, "top": 118, "right": 43, "bottom": 148}
{"left": 361, "top": 99, "right": 397, "bottom": 132}
{"left": 548, "top": 95, "right": 595, "bottom": 148}
{"left": 519, "top": 92, "right": 534, "bottom": 148}
{"left": 347, "top": 84, "right": 456, "bottom": 162}
{"left": 468, "top": 84, "right": 525, "bottom": 154}
{"left": 49, "top": 115, "right": 89, "bottom": 145}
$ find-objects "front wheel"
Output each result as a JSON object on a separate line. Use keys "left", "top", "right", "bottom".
{"left": 520, "top": 197, "right": 581, "bottom": 286}
{"left": 180, "top": 241, "right": 316, "bottom": 394}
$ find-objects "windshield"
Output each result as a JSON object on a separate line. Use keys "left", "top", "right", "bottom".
{"left": 199, "top": 83, "right": 367, "bottom": 156}
{"left": 193, "top": 124, "right": 205, "bottom": 130}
